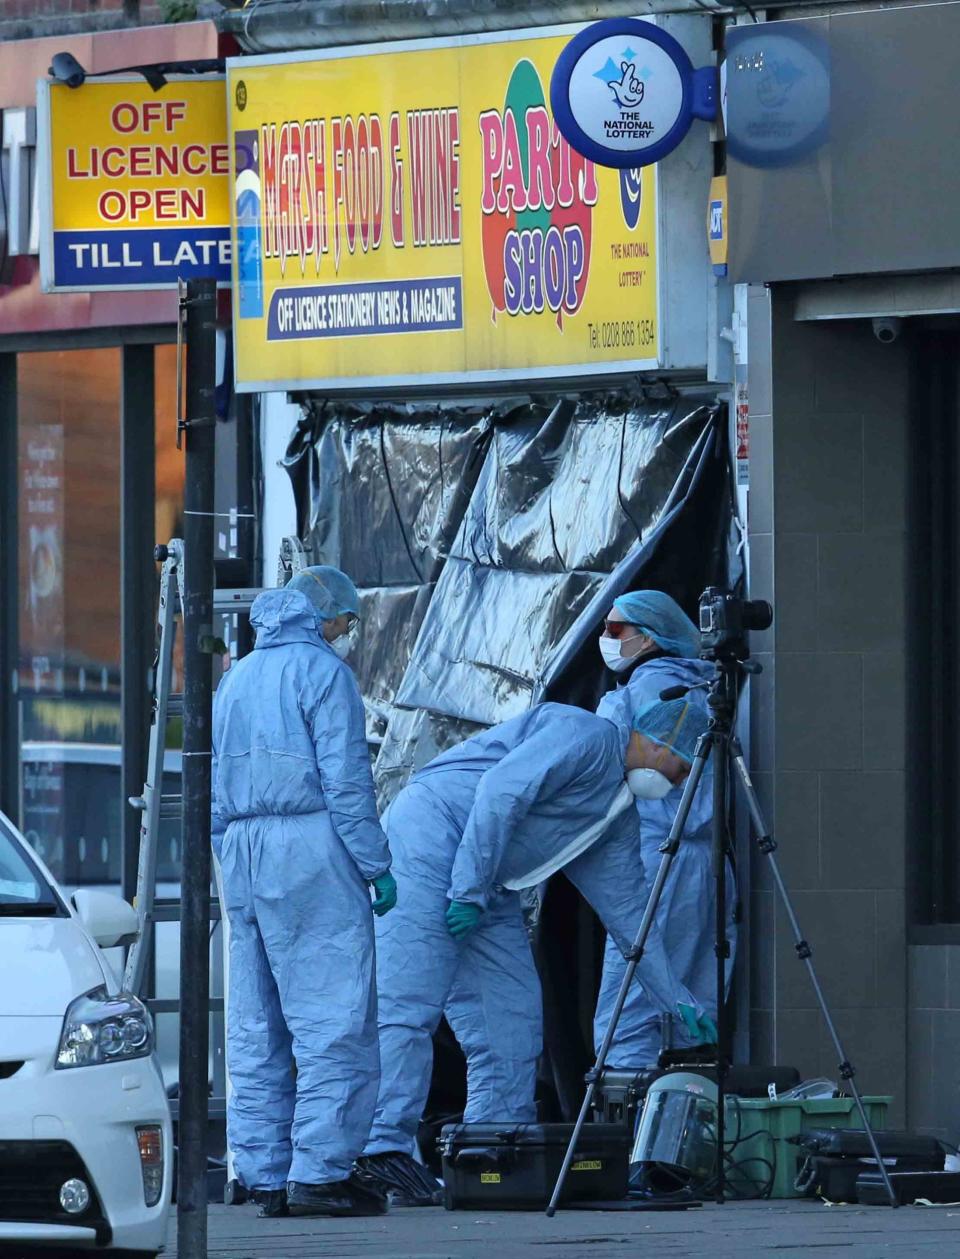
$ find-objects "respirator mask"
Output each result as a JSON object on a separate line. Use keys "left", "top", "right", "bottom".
{"left": 329, "top": 621, "right": 359, "bottom": 661}
{"left": 627, "top": 768, "right": 676, "bottom": 799}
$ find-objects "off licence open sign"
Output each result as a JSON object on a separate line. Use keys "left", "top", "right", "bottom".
{"left": 38, "top": 77, "right": 231, "bottom": 291}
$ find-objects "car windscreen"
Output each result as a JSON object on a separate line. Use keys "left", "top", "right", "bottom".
{"left": 0, "top": 818, "right": 64, "bottom": 915}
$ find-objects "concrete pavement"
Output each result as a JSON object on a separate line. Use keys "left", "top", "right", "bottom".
{"left": 166, "top": 1198, "right": 960, "bottom": 1258}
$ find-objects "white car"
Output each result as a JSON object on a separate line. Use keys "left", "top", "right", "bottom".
{"left": 0, "top": 810, "right": 173, "bottom": 1256}
{"left": 20, "top": 742, "right": 225, "bottom": 1094}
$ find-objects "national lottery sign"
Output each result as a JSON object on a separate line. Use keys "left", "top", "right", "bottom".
{"left": 226, "top": 25, "right": 660, "bottom": 393}
{"left": 38, "top": 77, "right": 230, "bottom": 291}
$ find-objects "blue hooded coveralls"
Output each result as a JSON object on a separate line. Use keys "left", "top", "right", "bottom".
{"left": 212, "top": 588, "right": 391, "bottom": 1189}
{"left": 364, "top": 702, "right": 700, "bottom": 1158}
{"left": 594, "top": 656, "right": 738, "bottom": 1065}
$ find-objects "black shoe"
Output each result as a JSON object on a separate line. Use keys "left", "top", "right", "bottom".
{"left": 347, "top": 1168, "right": 391, "bottom": 1211}
{"left": 287, "top": 1177, "right": 388, "bottom": 1217}
{"left": 355, "top": 1152, "right": 443, "bottom": 1207}
{"left": 250, "top": 1188, "right": 288, "bottom": 1218}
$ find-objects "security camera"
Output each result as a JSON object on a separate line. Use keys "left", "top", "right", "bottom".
{"left": 48, "top": 52, "right": 86, "bottom": 88}
{"left": 872, "top": 317, "right": 902, "bottom": 344}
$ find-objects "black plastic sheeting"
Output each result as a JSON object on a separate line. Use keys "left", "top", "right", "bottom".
{"left": 282, "top": 388, "right": 737, "bottom": 1124}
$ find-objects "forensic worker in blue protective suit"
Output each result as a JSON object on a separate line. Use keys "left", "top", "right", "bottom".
{"left": 594, "top": 589, "right": 737, "bottom": 1067}
{"left": 356, "top": 701, "right": 715, "bottom": 1206}
{"left": 212, "top": 566, "right": 398, "bottom": 1220}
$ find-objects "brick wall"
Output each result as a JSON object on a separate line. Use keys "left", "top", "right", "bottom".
{"left": 0, "top": 0, "right": 219, "bottom": 42}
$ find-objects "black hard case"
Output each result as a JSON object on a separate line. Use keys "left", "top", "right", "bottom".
{"left": 793, "top": 1131, "right": 944, "bottom": 1203}
{"left": 857, "top": 1169, "right": 960, "bottom": 1206}
{"left": 439, "top": 1122, "right": 630, "bottom": 1210}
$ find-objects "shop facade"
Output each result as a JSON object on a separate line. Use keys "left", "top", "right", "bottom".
{"left": 225, "top": 11, "right": 740, "bottom": 1116}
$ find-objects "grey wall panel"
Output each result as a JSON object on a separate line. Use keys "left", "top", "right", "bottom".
{"left": 908, "top": 944, "right": 960, "bottom": 1140}
{"left": 727, "top": 17, "right": 833, "bottom": 280}
{"left": 830, "top": 5, "right": 960, "bottom": 277}
{"left": 750, "top": 296, "right": 910, "bottom": 1122}
{"left": 728, "top": 4, "right": 960, "bottom": 283}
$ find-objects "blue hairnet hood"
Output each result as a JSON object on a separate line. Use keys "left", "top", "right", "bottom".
{"left": 633, "top": 698, "right": 709, "bottom": 764}
{"left": 612, "top": 590, "right": 700, "bottom": 658}
{"left": 288, "top": 565, "right": 360, "bottom": 622}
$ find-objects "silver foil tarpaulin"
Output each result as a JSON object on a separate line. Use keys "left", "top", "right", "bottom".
{"left": 282, "top": 402, "right": 492, "bottom": 751}
{"left": 282, "top": 391, "right": 734, "bottom": 802}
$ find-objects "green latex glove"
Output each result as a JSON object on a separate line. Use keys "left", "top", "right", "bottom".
{"left": 446, "top": 900, "right": 482, "bottom": 940}
{"left": 696, "top": 1012, "right": 718, "bottom": 1044}
{"left": 677, "top": 1002, "right": 718, "bottom": 1045}
{"left": 370, "top": 872, "right": 398, "bottom": 917}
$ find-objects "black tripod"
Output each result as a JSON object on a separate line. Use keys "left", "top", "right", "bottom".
{"left": 546, "top": 655, "right": 898, "bottom": 1214}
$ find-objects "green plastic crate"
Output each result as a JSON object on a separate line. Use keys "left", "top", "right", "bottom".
{"left": 725, "top": 1095, "right": 891, "bottom": 1199}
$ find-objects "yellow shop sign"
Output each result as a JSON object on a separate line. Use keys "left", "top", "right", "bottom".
{"left": 227, "top": 25, "right": 660, "bottom": 392}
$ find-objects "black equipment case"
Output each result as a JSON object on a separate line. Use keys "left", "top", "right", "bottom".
{"left": 439, "top": 1123, "right": 630, "bottom": 1210}
{"left": 791, "top": 1130, "right": 944, "bottom": 1203}
{"left": 857, "top": 1169, "right": 960, "bottom": 1206}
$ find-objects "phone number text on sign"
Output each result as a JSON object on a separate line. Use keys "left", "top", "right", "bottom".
{"left": 588, "top": 319, "right": 656, "bottom": 351}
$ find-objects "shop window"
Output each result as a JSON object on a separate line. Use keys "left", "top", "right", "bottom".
{"left": 17, "top": 348, "right": 121, "bottom": 881}
{"left": 17, "top": 344, "right": 184, "bottom": 886}
{"left": 156, "top": 344, "right": 185, "bottom": 555}
{"left": 18, "top": 349, "right": 123, "bottom": 741}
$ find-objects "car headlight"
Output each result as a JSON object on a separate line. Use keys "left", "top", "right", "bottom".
{"left": 56, "top": 987, "right": 153, "bottom": 1069}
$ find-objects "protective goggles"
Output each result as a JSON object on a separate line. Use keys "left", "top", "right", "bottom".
{"left": 602, "top": 619, "right": 647, "bottom": 640}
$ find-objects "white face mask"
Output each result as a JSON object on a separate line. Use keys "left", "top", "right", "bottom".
{"left": 329, "top": 625, "right": 357, "bottom": 661}
{"left": 330, "top": 635, "right": 352, "bottom": 661}
{"left": 599, "top": 632, "right": 644, "bottom": 674}
{"left": 627, "top": 767, "right": 676, "bottom": 799}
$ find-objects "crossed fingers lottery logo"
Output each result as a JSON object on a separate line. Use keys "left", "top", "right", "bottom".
{"left": 551, "top": 18, "right": 718, "bottom": 170}
{"left": 595, "top": 50, "right": 654, "bottom": 135}
{"left": 607, "top": 58, "right": 647, "bottom": 111}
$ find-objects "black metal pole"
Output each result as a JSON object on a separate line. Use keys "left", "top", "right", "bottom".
{"left": 121, "top": 344, "right": 156, "bottom": 905}
{"left": 178, "top": 278, "right": 217, "bottom": 1259}
{"left": 234, "top": 392, "right": 256, "bottom": 657}
{"left": 0, "top": 354, "right": 18, "bottom": 822}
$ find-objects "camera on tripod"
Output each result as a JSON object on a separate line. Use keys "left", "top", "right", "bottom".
{"left": 699, "top": 587, "right": 773, "bottom": 660}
